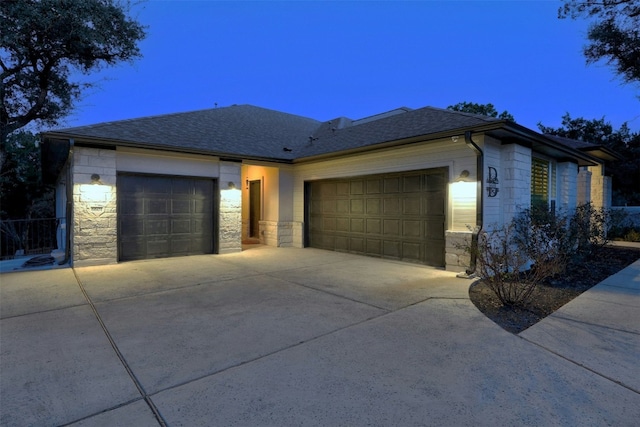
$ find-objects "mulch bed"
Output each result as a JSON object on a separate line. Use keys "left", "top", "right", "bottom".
{"left": 468, "top": 245, "right": 640, "bottom": 334}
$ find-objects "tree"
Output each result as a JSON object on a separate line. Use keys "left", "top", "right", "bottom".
{"left": 538, "top": 113, "right": 640, "bottom": 204}
{"left": 0, "top": 0, "right": 147, "bottom": 169}
{"left": 0, "top": 131, "right": 54, "bottom": 220}
{"left": 559, "top": 0, "right": 640, "bottom": 84}
{"left": 447, "top": 102, "right": 516, "bottom": 122}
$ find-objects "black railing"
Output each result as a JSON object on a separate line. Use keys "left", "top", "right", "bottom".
{"left": 0, "top": 218, "right": 61, "bottom": 260}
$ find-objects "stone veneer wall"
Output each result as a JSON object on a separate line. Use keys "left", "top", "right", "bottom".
{"left": 259, "top": 221, "right": 296, "bottom": 247}
{"left": 219, "top": 162, "right": 242, "bottom": 253}
{"left": 72, "top": 147, "right": 118, "bottom": 266}
{"left": 445, "top": 230, "right": 471, "bottom": 272}
{"left": 557, "top": 162, "right": 578, "bottom": 212}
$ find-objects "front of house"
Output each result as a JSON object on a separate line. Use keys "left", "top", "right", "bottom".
{"left": 41, "top": 104, "right": 614, "bottom": 271}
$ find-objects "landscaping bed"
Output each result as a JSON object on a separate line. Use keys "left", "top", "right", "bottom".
{"left": 469, "top": 245, "right": 640, "bottom": 334}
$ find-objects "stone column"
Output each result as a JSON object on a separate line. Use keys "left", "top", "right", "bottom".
{"left": 72, "top": 147, "right": 117, "bottom": 266}
{"left": 219, "top": 161, "right": 242, "bottom": 253}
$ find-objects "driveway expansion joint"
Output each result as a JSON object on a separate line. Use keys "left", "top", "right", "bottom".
{"left": 550, "top": 314, "right": 640, "bottom": 336}
{"left": 71, "top": 268, "right": 169, "bottom": 427}
{"left": 519, "top": 334, "right": 640, "bottom": 396}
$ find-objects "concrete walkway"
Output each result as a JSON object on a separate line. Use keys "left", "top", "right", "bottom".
{"left": 1, "top": 246, "right": 638, "bottom": 426}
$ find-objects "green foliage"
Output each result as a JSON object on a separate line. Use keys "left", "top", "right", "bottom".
{"left": 446, "top": 102, "right": 516, "bottom": 122}
{"left": 0, "top": 131, "right": 53, "bottom": 220}
{"left": 538, "top": 113, "right": 640, "bottom": 205}
{"left": 0, "top": 0, "right": 146, "bottom": 156}
{"left": 559, "top": 0, "right": 640, "bottom": 84}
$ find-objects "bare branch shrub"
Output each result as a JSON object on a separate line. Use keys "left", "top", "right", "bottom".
{"left": 475, "top": 222, "right": 564, "bottom": 307}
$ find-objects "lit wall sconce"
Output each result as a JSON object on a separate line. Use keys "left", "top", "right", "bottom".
{"left": 228, "top": 181, "right": 236, "bottom": 190}
{"left": 80, "top": 173, "right": 111, "bottom": 204}
{"left": 457, "top": 170, "right": 470, "bottom": 182}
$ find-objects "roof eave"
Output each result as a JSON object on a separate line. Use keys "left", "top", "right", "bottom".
{"left": 292, "top": 122, "right": 509, "bottom": 163}
{"left": 41, "top": 132, "right": 295, "bottom": 164}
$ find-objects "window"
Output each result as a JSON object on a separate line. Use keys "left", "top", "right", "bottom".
{"left": 531, "top": 158, "right": 556, "bottom": 210}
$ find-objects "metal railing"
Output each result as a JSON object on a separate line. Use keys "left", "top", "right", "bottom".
{"left": 0, "top": 218, "right": 61, "bottom": 260}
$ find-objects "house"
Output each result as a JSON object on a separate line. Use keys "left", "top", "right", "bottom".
{"left": 40, "top": 104, "right": 615, "bottom": 271}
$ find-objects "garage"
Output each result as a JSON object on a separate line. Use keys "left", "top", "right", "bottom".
{"left": 117, "top": 174, "right": 216, "bottom": 261}
{"left": 307, "top": 169, "right": 446, "bottom": 266}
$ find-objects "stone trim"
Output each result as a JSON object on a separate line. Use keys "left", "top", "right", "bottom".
{"left": 445, "top": 230, "right": 472, "bottom": 272}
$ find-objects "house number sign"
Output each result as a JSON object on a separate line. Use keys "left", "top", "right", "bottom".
{"left": 486, "top": 166, "right": 499, "bottom": 197}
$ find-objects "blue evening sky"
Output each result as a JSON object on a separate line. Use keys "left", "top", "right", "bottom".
{"left": 63, "top": 0, "right": 640, "bottom": 133}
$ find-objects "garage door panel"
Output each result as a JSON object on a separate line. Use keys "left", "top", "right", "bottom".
{"left": 172, "top": 200, "right": 191, "bottom": 214}
{"left": 383, "top": 240, "right": 400, "bottom": 258}
{"left": 336, "top": 218, "right": 349, "bottom": 232}
{"left": 336, "top": 200, "right": 350, "bottom": 213}
{"left": 350, "top": 218, "right": 364, "bottom": 233}
{"left": 350, "top": 199, "right": 364, "bottom": 214}
{"left": 402, "top": 242, "right": 422, "bottom": 263}
{"left": 308, "top": 169, "right": 446, "bottom": 266}
{"left": 146, "top": 219, "right": 169, "bottom": 235}
{"left": 120, "top": 198, "right": 143, "bottom": 215}
{"left": 323, "top": 217, "right": 336, "bottom": 232}
{"left": 366, "top": 218, "right": 381, "bottom": 234}
{"left": 403, "top": 198, "right": 421, "bottom": 215}
{"left": 147, "top": 199, "right": 168, "bottom": 215}
{"left": 366, "top": 179, "right": 381, "bottom": 194}
{"left": 172, "top": 219, "right": 191, "bottom": 234}
{"left": 383, "top": 177, "right": 400, "bottom": 193}
{"left": 403, "top": 175, "right": 422, "bottom": 192}
{"left": 350, "top": 181, "right": 364, "bottom": 195}
{"left": 349, "top": 237, "right": 364, "bottom": 253}
{"left": 383, "top": 219, "right": 400, "bottom": 235}
{"left": 366, "top": 198, "right": 381, "bottom": 214}
{"left": 384, "top": 199, "right": 400, "bottom": 215}
{"left": 336, "top": 182, "right": 350, "bottom": 195}
{"left": 118, "top": 174, "right": 215, "bottom": 261}
{"left": 367, "top": 239, "right": 382, "bottom": 255}
{"left": 403, "top": 220, "right": 422, "bottom": 238}
{"left": 146, "top": 177, "right": 170, "bottom": 194}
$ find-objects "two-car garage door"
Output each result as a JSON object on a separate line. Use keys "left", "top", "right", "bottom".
{"left": 307, "top": 169, "right": 446, "bottom": 267}
{"left": 117, "top": 174, "right": 216, "bottom": 261}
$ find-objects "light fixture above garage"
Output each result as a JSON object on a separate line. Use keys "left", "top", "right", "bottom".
{"left": 457, "top": 170, "right": 470, "bottom": 182}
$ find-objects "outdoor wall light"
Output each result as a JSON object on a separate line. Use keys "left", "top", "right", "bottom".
{"left": 228, "top": 181, "right": 236, "bottom": 190}
{"left": 457, "top": 170, "right": 470, "bottom": 182}
{"left": 91, "top": 173, "right": 102, "bottom": 184}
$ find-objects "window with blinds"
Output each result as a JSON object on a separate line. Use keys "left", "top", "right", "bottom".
{"left": 531, "top": 158, "right": 549, "bottom": 207}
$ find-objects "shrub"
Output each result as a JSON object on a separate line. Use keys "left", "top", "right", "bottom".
{"left": 472, "top": 223, "right": 564, "bottom": 307}
{"left": 467, "top": 203, "right": 624, "bottom": 307}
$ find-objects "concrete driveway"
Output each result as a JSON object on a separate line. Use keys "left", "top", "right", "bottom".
{"left": 1, "top": 246, "right": 639, "bottom": 426}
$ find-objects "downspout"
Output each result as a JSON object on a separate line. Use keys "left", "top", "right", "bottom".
{"left": 464, "top": 131, "right": 483, "bottom": 276}
{"left": 60, "top": 138, "right": 74, "bottom": 265}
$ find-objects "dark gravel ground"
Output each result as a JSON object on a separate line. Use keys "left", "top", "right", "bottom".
{"left": 468, "top": 245, "right": 640, "bottom": 334}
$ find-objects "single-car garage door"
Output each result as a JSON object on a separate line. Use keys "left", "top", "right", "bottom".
{"left": 117, "top": 174, "right": 216, "bottom": 261}
{"left": 307, "top": 169, "right": 446, "bottom": 266}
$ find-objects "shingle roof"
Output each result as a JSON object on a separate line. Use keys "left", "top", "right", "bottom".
{"left": 46, "top": 105, "right": 322, "bottom": 160}
{"left": 298, "top": 106, "right": 502, "bottom": 158}
{"left": 43, "top": 104, "right": 505, "bottom": 161}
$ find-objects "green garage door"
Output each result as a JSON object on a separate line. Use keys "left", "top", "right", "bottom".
{"left": 117, "top": 174, "right": 216, "bottom": 261}
{"left": 307, "top": 169, "right": 446, "bottom": 267}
